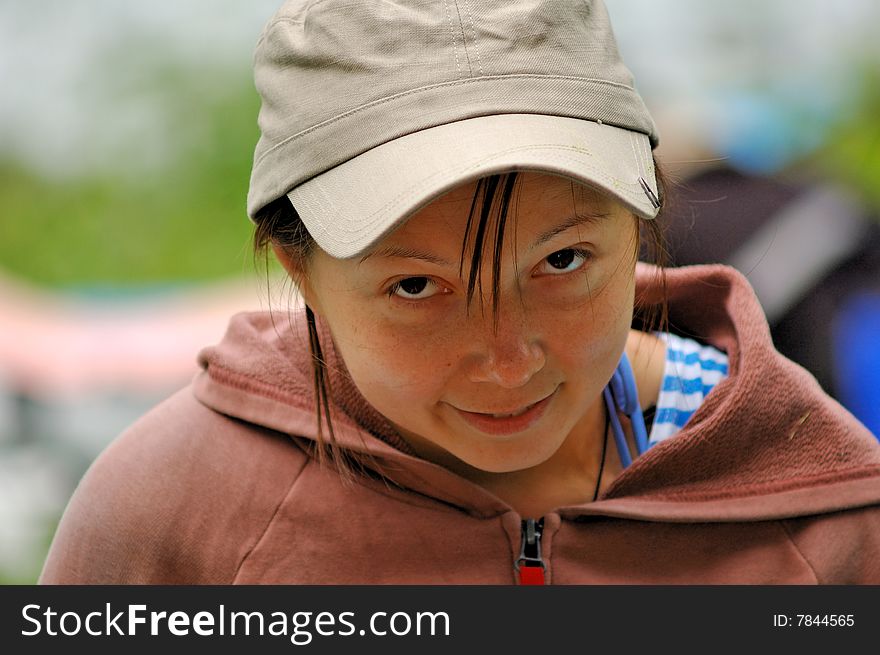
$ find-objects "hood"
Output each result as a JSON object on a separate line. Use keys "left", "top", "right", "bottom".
{"left": 193, "top": 263, "right": 880, "bottom": 522}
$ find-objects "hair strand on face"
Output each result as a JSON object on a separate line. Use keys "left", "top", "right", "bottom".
{"left": 459, "top": 172, "right": 522, "bottom": 331}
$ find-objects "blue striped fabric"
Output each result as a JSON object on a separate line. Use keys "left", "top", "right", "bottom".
{"left": 647, "top": 332, "right": 730, "bottom": 445}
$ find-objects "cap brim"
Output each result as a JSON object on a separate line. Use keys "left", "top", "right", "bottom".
{"left": 288, "top": 113, "right": 658, "bottom": 259}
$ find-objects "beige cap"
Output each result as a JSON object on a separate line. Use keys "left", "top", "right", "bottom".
{"left": 249, "top": 0, "right": 660, "bottom": 259}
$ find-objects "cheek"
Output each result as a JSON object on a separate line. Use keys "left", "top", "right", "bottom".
{"left": 326, "top": 308, "right": 460, "bottom": 406}
{"left": 551, "top": 266, "right": 635, "bottom": 372}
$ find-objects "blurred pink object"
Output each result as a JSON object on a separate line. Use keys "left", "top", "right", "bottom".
{"left": 0, "top": 273, "right": 280, "bottom": 398}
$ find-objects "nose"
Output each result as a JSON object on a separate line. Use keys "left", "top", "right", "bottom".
{"left": 466, "top": 307, "right": 546, "bottom": 388}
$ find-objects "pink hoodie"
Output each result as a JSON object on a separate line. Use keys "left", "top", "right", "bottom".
{"left": 40, "top": 264, "right": 880, "bottom": 583}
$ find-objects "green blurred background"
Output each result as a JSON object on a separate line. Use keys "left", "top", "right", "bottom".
{"left": 1, "top": 30, "right": 263, "bottom": 286}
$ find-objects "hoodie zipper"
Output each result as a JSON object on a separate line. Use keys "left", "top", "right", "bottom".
{"left": 515, "top": 518, "right": 546, "bottom": 585}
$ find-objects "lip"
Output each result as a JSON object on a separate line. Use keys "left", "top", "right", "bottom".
{"left": 453, "top": 388, "right": 557, "bottom": 436}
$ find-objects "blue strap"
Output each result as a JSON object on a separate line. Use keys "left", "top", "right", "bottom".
{"left": 602, "top": 352, "right": 649, "bottom": 469}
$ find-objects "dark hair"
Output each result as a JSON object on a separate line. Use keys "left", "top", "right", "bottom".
{"left": 254, "top": 161, "right": 670, "bottom": 472}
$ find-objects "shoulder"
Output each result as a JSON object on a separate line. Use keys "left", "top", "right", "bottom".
{"left": 40, "top": 387, "right": 310, "bottom": 584}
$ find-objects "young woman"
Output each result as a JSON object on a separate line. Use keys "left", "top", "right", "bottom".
{"left": 41, "top": 0, "right": 880, "bottom": 584}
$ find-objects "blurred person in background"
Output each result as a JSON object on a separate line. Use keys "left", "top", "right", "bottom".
{"left": 623, "top": 0, "right": 880, "bottom": 438}
{"left": 663, "top": 163, "right": 880, "bottom": 438}
{"left": 38, "top": 0, "right": 880, "bottom": 585}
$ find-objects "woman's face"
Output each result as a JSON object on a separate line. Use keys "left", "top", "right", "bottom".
{"left": 299, "top": 172, "right": 638, "bottom": 475}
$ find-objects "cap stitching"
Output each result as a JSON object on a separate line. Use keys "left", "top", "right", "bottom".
{"left": 628, "top": 131, "right": 645, "bottom": 181}
{"left": 641, "top": 135, "right": 655, "bottom": 172}
{"left": 255, "top": 74, "right": 639, "bottom": 166}
{"left": 442, "top": 0, "right": 464, "bottom": 80}
{"left": 462, "top": 0, "right": 485, "bottom": 76}
{"left": 452, "top": 1, "right": 473, "bottom": 77}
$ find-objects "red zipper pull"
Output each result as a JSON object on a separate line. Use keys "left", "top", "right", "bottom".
{"left": 515, "top": 518, "right": 546, "bottom": 585}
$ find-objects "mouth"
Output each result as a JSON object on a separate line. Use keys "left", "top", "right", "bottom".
{"left": 453, "top": 388, "right": 558, "bottom": 436}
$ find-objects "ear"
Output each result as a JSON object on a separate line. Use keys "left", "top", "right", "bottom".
{"left": 271, "top": 243, "right": 323, "bottom": 316}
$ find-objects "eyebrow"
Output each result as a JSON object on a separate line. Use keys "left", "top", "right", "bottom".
{"left": 528, "top": 211, "right": 608, "bottom": 250}
{"left": 359, "top": 211, "right": 608, "bottom": 266}
{"left": 359, "top": 245, "right": 455, "bottom": 267}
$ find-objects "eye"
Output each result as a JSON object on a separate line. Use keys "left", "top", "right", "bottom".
{"left": 537, "top": 248, "right": 592, "bottom": 276}
{"left": 387, "top": 276, "right": 440, "bottom": 301}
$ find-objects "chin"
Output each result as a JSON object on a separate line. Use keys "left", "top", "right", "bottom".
{"left": 460, "top": 445, "right": 556, "bottom": 475}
